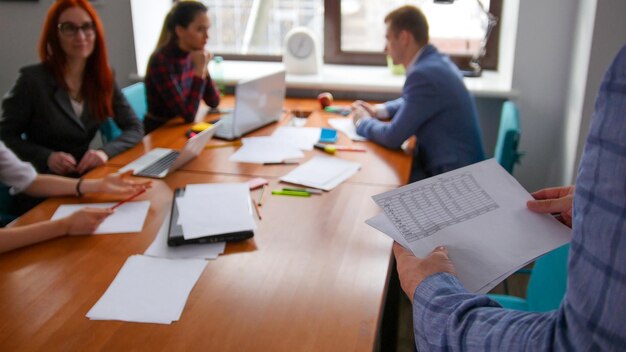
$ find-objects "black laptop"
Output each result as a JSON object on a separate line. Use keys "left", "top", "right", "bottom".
{"left": 167, "top": 188, "right": 254, "bottom": 246}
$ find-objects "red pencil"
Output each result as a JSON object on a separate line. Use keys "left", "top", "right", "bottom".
{"left": 109, "top": 189, "right": 147, "bottom": 210}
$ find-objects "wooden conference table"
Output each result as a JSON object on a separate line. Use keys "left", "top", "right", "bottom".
{"left": 0, "top": 98, "right": 412, "bottom": 351}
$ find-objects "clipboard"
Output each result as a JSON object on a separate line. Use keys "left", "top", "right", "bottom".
{"left": 167, "top": 188, "right": 254, "bottom": 246}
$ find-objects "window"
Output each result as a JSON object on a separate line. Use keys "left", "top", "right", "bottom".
{"left": 203, "top": 0, "right": 324, "bottom": 61}
{"left": 324, "top": 0, "right": 502, "bottom": 69}
{"left": 133, "top": 0, "right": 502, "bottom": 74}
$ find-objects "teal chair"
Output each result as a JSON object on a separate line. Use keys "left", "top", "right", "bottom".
{"left": 100, "top": 82, "right": 146, "bottom": 142}
{"left": 494, "top": 101, "right": 523, "bottom": 174}
{"left": 488, "top": 244, "right": 570, "bottom": 312}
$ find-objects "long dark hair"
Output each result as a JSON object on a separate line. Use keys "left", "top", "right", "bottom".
{"left": 154, "top": 1, "right": 208, "bottom": 50}
{"left": 39, "top": 0, "right": 113, "bottom": 122}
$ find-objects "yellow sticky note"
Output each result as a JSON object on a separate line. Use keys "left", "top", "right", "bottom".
{"left": 191, "top": 122, "right": 213, "bottom": 133}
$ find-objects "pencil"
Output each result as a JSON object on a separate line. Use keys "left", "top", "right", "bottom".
{"left": 257, "top": 184, "right": 268, "bottom": 206}
{"left": 109, "top": 189, "right": 146, "bottom": 210}
{"left": 251, "top": 196, "right": 262, "bottom": 220}
{"left": 205, "top": 141, "right": 242, "bottom": 149}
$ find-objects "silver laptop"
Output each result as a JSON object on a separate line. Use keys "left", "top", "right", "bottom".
{"left": 119, "top": 122, "right": 219, "bottom": 178}
{"left": 214, "top": 70, "right": 286, "bottom": 140}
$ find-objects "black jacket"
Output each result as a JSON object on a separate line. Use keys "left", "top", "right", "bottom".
{"left": 0, "top": 64, "right": 143, "bottom": 174}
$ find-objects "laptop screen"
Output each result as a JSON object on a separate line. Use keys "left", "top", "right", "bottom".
{"left": 233, "top": 70, "right": 286, "bottom": 137}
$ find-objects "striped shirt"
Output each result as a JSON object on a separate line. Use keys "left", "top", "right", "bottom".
{"left": 145, "top": 41, "right": 220, "bottom": 129}
{"left": 411, "top": 45, "right": 626, "bottom": 351}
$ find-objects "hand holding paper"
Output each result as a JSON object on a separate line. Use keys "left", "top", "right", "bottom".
{"left": 367, "top": 159, "right": 571, "bottom": 293}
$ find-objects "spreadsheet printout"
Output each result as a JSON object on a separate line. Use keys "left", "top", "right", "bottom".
{"left": 369, "top": 159, "right": 571, "bottom": 292}
{"left": 377, "top": 173, "right": 499, "bottom": 242}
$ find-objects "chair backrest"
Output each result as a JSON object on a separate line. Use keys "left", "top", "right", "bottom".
{"left": 100, "top": 82, "right": 146, "bottom": 143}
{"left": 494, "top": 101, "right": 522, "bottom": 174}
{"left": 526, "top": 244, "right": 570, "bottom": 312}
{"left": 122, "top": 82, "right": 147, "bottom": 120}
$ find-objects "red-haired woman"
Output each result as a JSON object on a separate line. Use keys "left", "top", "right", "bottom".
{"left": 0, "top": 0, "right": 143, "bottom": 177}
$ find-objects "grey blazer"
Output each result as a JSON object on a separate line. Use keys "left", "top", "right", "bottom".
{"left": 0, "top": 64, "right": 143, "bottom": 174}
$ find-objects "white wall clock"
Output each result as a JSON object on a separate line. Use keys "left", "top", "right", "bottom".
{"left": 283, "top": 27, "right": 320, "bottom": 75}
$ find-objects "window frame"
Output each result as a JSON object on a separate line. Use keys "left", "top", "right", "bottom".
{"left": 322, "top": 0, "right": 503, "bottom": 70}
{"left": 210, "top": 0, "right": 503, "bottom": 71}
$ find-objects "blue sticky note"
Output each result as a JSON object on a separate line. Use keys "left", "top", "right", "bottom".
{"left": 319, "top": 128, "right": 338, "bottom": 143}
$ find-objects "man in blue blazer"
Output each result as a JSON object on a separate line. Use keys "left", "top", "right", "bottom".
{"left": 353, "top": 5, "right": 485, "bottom": 183}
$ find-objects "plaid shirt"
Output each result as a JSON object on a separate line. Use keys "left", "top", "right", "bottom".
{"left": 411, "top": 45, "right": 626, "bottom": 351}
{"left": 145, "top": 41, "right": 220, "bottom": 124}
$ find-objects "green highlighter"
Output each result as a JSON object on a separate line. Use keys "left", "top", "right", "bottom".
{"left": 283, "top": 187, "right": 323, "bottom": 195}
{"left": 271, "top": 190, "right": 311, "bottom": 197}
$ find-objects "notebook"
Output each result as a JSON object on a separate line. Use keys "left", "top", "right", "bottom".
{"left": 119, "top": 122, "right": 219, "bottom": 178}
{"left": 214, "top": 70, "right": 286, "bottom": 140}
{"left": 167, "top": 187, "right": 255, "bottom": 246}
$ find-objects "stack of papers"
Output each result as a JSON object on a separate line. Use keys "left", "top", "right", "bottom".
{"left": 271, "top": 126, "right": 321, "bottom": 150}
{"left": 280, "top": 156, "right": 361, "bottom": 191}
{"left": 50, "top": 201, "right": 150, "bottom": 234}
{"left": 144, "top": 212, "right": 226, "bottom": 260}
{"left": 175, "top": 183, "right": 256, "bottom": 240}
{"left": 229, "top": 136, "right": 303, "bottom": 164}
{"left": 328, "top": 118, "right": 367, "bottom": 141}
{"left": 366, "top": 159, "right": 571, "bottom": 293}
{"left": 86, "top": 255, "right": 207, "bottom": 324}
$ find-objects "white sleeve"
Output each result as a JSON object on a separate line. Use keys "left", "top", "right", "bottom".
{"left": 0, "top": 141, "right": 37, "bottom": 195}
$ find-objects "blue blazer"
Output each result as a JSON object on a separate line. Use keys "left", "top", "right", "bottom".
{"left": 356, "top": 44, "right": 485, "bottom": 180}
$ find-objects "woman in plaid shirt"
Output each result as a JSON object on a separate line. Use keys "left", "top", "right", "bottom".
{"left": 144, "top": 1, "right": 220, "bottom": 134}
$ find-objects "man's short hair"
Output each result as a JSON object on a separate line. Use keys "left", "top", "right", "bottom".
{"left": 384, "top": 5, "right": 429, "bottom": 46}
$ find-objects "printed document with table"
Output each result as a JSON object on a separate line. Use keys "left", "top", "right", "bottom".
{"left": 119, "top": 123, "right": 219, "bottom": 178}
{"left": 215, "top": 69, "right": 287, "bottom": 140}
{"left": 366, "top": 159, "right": 572, "bottom": 293}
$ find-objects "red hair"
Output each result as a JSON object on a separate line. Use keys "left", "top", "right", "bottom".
{"left": 39, "top": 0, "right": 113, "bottom": 122}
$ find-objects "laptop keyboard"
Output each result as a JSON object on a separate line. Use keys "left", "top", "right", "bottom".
{"left": 136, "top": 151, "right": 180, "bottom": 177}
{"left": 215, "top": 115, "right": 234, "bottom": 138}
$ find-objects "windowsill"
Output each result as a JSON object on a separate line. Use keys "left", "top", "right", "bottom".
{"left": 220, "top": 60, "right": 518, "bottom": 99}
{"left": 130, "top": 60, "right": 518, "bottom": 99}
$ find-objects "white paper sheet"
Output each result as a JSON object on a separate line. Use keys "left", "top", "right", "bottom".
{"left": 271, "top": 126, "right": 321, "bottom": 150}
{"left": 86, "top": 255, "right": 207, "bottom": 324}
{"left": 176, "top": 183, "right": 256, "bottom": 240}
{"left": 367, "top": 159, "right": 571, "bottom": 293}
{"left": 328, "top": 118, "right": 367, "bottom": 141}
{"left": 279, "top": 155, "right": 361, "bottom": 191}
{"left": 144, "top": 213, "right": 226, "bottom": 260}
{"left": 229, "top": 136, "right": 304, "bottom": 163}
{"left": 50, "top": 201, "right": 150, "bottom": 234}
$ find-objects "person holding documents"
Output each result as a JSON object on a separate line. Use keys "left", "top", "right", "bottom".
{"left": 144, "top": 1, "right": 221, "bottom": 133}
{"left": 0, "top": 0, "right": 144, "bottom": 177}
{"left": 0, "top": 141, "right": 150, "bottom": 253}
{"left": 352, "top": 6, "right": 485, "bottom": 182}
{"left": 393, "top": 45, "right": 626, "bottom": 350}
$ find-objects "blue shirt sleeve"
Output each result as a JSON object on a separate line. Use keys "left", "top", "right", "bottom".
{"left": 410, "top": 44, "right": 626, "bottom": 351}
{"left": 356, "top": 71, "right": 440, "bottom": 149}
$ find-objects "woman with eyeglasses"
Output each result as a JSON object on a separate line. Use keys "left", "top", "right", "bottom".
{"left": 0, "top": 0, "right": 143, "bottom": 177}
{"left": 143, "top": 1, "right": 221, "bottom": 134}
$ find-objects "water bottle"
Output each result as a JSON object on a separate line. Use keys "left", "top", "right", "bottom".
{"left": 211, "top": 55, "right": 225, "bottom": 96}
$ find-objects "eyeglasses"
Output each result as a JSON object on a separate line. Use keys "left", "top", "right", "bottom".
{"left": 57, "top": 22, "right": 95, "bottom": 37}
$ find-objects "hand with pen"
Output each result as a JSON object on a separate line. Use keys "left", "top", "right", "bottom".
{"left": 63, "top": 172, "right": 151, "bottom": 235}
{"left": 0, "top": 170, "right": 152, "bottom": 253}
